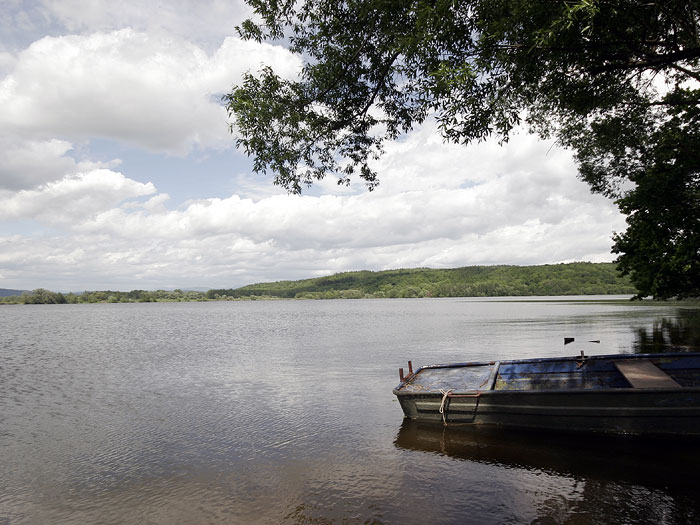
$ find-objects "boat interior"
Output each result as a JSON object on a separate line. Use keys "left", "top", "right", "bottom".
{"left": 398, "top": 353, "right": 700, "bottom": 393}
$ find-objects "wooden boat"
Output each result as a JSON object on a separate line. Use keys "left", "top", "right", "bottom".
{"left": 393, "top": 350, "right": 700, "bottom": 437}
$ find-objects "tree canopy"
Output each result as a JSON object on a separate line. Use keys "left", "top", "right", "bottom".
{"left": 225, "top": 0, "right": 700, "bottom": 299}
{"left": 208, "top": 262, "right": 635, "bottom": 299}
{"left": 612, "top": 100, "right": 700, "bottom": 299}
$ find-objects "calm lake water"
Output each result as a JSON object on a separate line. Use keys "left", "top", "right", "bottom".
{"left": 2, "top": 297, "right": 700, "bottom": 524}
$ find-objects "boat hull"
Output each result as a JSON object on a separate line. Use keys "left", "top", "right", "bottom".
{"left": 395, "top": 388, "right": 700, "bottom": 436}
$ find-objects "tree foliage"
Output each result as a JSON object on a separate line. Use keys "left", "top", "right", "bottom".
{"left": 0, "top": 289, "right": 208, "bottom": 305}
{"left": 227, "top": 0, "right": 699, "bottom": 195}
{"left": 0, "top": 264, "right": 638, "bottom": 304}
{"left": 612, "top": 99, "right": 700, "bottom": 298}
{"left": 209, "top": 262, "right": 636, "bottom": 299}
{"left": 225, "top": 0, "right": 700, "bottom": 299}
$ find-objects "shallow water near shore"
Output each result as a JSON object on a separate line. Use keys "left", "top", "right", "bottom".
{"left": 1, "top": 297, "right": 699, "bottom": 523}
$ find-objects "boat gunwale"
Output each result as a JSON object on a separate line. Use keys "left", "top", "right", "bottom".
{"left": 392, "top": 385, "right": 700, "bottom": 397}
{"left": 393, "top": 351, "right": 700, "bottom": 395}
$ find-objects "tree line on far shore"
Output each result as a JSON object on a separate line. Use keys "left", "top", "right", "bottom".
{"left": 0, "top": 288, "right": 207, "bottom": 305}
{"left": 208, "top": 262, "right": 635, "bottom": 300}
{"left": 1, "top": 263, "right": 640, "bottom": 304}
{"left": 0, "top": 263, "right": 640, "bottom": 305}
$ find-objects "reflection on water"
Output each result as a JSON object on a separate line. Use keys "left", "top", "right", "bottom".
{"left": 633, "top": 308, "right": 700, "bottom": 353}
{"left": 395, "top": 419, "right": 700, "bottom": 523}
{"left": 395, "top": 419, "right": 700, "bottom": 489}
{"left": 2, "top": 298, "right": 700, "bottom": 523}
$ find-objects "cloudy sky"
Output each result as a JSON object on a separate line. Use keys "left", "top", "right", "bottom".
{"left": 0, "top": 1, "right": 626, "bottom": 292}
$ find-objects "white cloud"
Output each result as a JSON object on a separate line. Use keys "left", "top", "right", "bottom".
{"left": 0, "top": 29, "right": 301, "bottom": 154}
{"left": 0, "top": 50, "right": 15, "bottom": 73}
{"left": 0, "top": 6, "right": 627, "bottom": 292}
{"left": 0, "top": 128, "right": 625, "bottom": 290}
{"left": 0, "top": 137, "right": 77, "bottom": 190}
{"left": 0, "top": 134, "right": 121, "bottom": 191}
{"left": 39, "top": 0, "right": 254, "bottom": 51}
{"left": 0, "top": 26, "right": 300, "bottom": 191}
{"left": 0, "top": 169, "right": 155, "bottom": 225}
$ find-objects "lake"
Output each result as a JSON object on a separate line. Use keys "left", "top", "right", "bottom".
{"left": 1, "top": 297, "right": 699, "bottom": 523}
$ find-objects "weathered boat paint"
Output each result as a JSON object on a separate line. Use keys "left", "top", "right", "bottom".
{"left": 393, "top": 352, "right": 700, "bottom": 437}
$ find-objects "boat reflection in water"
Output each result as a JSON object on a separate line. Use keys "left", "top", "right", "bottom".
{"left": 394, "top": 419, "right": 700, "bottom": 522}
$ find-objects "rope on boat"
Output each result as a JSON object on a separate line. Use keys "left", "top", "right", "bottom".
{"left": 439, "top": 389, "right": 453, "bottom": 426}
{"left": 439, "top": 389, "right": 482, "bottom": 426}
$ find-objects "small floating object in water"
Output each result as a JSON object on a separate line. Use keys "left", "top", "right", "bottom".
{"left": 393, "top": 351, "right": 700, "bottom": 437}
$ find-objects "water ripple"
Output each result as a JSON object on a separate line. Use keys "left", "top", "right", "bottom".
{"left": 1, "top": 300, "right": 699, "bottom": 523}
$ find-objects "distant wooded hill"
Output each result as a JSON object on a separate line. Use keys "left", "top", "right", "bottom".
{"left": 207, "top": 262, "right": 636, "bottom": 300}
{"left": 0, "top": 288, "right": 28, "bottom": 297}
{"left": 0, "top": 263, "right": 637, "bottom": 304}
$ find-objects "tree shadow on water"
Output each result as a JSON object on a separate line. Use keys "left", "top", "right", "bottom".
{"left": 633, "top": 309, "right": 700, "bottom": 354}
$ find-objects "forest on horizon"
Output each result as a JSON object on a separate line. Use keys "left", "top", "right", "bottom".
{"left": 0, "top": 262, "right": 637, "bottom": 304}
